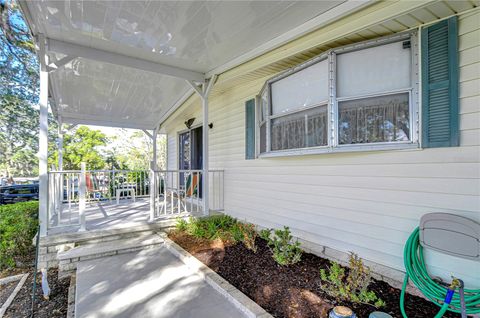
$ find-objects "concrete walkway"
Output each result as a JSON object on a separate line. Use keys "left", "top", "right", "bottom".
{"left": 75, "top": 246, "right": 246, "bottom": 318}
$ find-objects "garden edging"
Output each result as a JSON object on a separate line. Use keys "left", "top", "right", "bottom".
{"left": 159, "top": 232, "right": 273, "bottom": 318}
{"left": 0, "top": 273, "right": 29, "bottom": 318}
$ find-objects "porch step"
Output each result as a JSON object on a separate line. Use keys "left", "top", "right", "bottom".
{"left": 58, "top": 232, "right": 164, "bottom": 276}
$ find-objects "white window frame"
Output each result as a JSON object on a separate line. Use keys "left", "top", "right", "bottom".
{"left": 257, "top": 31, "right": 419, "bottom": 158}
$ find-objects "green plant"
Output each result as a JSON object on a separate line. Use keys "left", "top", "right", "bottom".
{"left": 228, "top": 222, "right": 244, "bottom": 242}
{"left": 259, "top": 228, "right": 271, "bottom": 241}
{"left": 175, "top": 218, "right": 188, "bottom": 232}
{"left": 237, "top": 223, "right": 258, "bottom": 252}
{"left": 0, "top": 201, "right": 39, "bottom": 269}
{"left": 262, "top": 226, "right": 302, "bottom": 266}
{"left": 319, "top": 253, "right": 385, "bottom": 308}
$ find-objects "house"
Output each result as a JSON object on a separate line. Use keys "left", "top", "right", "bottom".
{"left": 20, "top": 0, "right": 479, "bottom": 290}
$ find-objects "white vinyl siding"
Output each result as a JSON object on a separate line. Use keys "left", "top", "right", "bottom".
{"left": 164, "top": 10, "right": 480, "bottom": 288}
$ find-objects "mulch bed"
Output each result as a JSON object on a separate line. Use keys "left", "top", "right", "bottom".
{"left": 3, "top": 268, "right": 69, "bottom": 318}
{"left": 0, "top": 281, "right": 18, "bottom": 307}
{"left": 169, "top": 231, "right": 459, "bottom": 318}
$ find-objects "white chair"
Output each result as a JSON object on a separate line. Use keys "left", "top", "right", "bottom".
{"left": 116, "top": 187, "right": 136, "bottom": 204}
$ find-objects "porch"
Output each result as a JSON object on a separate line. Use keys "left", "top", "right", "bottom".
{"left": 46, "top": 169, "right": 224, "bottom": 237}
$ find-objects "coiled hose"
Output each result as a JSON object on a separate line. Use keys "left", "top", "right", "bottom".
{"left": 400, "top": 227, "right": 480, "bottom": 317}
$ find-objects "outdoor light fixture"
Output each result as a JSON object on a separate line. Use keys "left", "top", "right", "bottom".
{"left": 208, "top": 123, "right": 213, "bottom": 129}
{"left": 184, "top": 118, "right": 195, "bottom": 129}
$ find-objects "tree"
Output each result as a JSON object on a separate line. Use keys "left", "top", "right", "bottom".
{"left": 50, "top": 126, "right": 108, "bottom": 170}
{"left": 1, "top": 0, "right": 38, "bottom": 101}
{"left": 108, "top": 130, "right": 166, "bottom": 171}
{"left": 0, "top": 0, "right": 47, "bottom": 177}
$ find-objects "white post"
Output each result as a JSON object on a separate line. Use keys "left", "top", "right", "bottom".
{"left": 57, "top": 117, "right": 63, "bottom": 216}
{"left": 38, "top": 34, "right": 49, "bottom": 237}
{"left": 202, "top": 85, "right": 209, "bottom": 216}
{"left": 152, "top": 128, "right": 158, "bottom": 169}
{"left": 186, "top": 76, "right": 216, "bottom": 216}
{"left": 79, "top": 162, "right": 86, "bottom": 231}
{"left": 149, "top": 160, "right": 156, "bottom": 221}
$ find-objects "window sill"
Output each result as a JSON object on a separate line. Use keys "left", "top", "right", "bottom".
{"left": 258, "top": 142, "right": 420, "bottom": 158}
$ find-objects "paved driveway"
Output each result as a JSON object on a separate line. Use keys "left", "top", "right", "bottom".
{"left": 75, "top": 246, "right": 246, "bottom": 318}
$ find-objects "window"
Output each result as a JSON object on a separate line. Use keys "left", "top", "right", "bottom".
{"left": 257, "top": 32, "right": 418, "bottom": 156}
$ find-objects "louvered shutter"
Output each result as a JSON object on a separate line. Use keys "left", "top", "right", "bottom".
{"left": 421, "top": 17, "right": 459, "bottom": 147}
{"left": 245, "top": 99, "right": 256, "bottom": 159}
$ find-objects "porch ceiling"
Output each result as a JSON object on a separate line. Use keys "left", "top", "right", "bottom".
{"left": 20, "top": 0, "right": 366, "bottom": 130}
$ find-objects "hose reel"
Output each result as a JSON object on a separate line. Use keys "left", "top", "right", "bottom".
{"left": 400, "top": 213, "right": 480, "bottom": 317}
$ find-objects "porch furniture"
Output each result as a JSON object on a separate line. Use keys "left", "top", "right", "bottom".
{"left": 160, "top": 173, "right": 199, "bottom": 214}
{"left": 116, "top": 188, "right": 136, "bottom": 205}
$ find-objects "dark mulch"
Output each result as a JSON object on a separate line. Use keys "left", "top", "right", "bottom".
{"left": 3, "top": 268, "right": 69, "bottom": 318}
{"left": 169, "top": 231, "right": 460, "bottom": 318}
{"left": 0, "top": 281, "right": 18, "bottom": 306}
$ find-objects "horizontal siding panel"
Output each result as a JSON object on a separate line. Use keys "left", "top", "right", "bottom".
{"left": 459, "top": 45, "right": 480, "bottom": 66}
{"left": 460, "top": 111, "right": 480, "bottom": 130}
{"left": 459, "top": 62, "right": 480, "bottom": 82}
{"left": 459, "top": 29, "right": 480, "bottom": 51}
{"left": 227, "top": 179, "right": 479, "bottom": 211}
{"left": 459, "top": 78, "right": 480, "bottom": 98}
{"left": 226, "top": 185, "right": 479, "bottom": 223}
{"left": 229, "top": 173, "right": 479, "bottom": 196}
{"left": 461, "top": 129, "right": 480, "bottom": 145}
{"left": 225, "top": 198, "right": 406, "bottom": 254}
{"left": 460, "top": 95, "right": 480, "bottom": 114}
{"left": 458, "top": 10, "right": 480, "bottom": 35}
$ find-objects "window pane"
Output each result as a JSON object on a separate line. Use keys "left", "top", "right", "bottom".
{"left": 271, "top": 60, "right": 328, "bottom": 115}
{"left": 260, "top": 122, "right": 267, "bottom": 153}
{"left": 260, "top": 89, "right": 268, "bottom": 122}
{"left": 337, "top": 41, "right": 411, "bottom": 97}
{"left": 338, "top": 93, "right": 410, "bottom": 145}
{"left": 271, "top": 105, "right": 328, "bottom": 151}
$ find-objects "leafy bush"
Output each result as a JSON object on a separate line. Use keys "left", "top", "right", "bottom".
{"left": 319, "top": 253, "right": 385, "bottom": 308}
{"left": 175, "top": 218, "right": 188, "bottom": 231}
{"left": 262, "top": 226, "right": 302, "bottom": 266}
{"left": 0, "top": 201, "right": 39, "bottom": 269}
{"left": 237, "top": 222, "right": 258, "bottom": 253}
{"left": 174, "top": 215, "right": 259, "bottom": 251}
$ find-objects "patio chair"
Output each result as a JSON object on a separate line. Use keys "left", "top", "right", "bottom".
{"left": 86, "top": 173, "right": 103, "bottom": 202}
{"left": 159, "top": 173, "right": 199, "bottom": 214}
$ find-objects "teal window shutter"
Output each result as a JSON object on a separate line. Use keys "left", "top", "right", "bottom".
{"left": 421, "top": 16, "right": 459, "bottom": 148}
{"left": 245, "top": 99, "right": 256, "bottom": 159}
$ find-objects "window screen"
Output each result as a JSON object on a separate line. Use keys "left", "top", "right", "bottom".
{"left": 271, "top": 59, "right": 328, "bottom": 115}
{"left": 338, "top": 92, "right": 410, "bottom": 144}
{"left": 337, "top": 41, "right": 412, "bottom": 98}
{"left": 271, "top": 105, "right": 328, "bottom": 151}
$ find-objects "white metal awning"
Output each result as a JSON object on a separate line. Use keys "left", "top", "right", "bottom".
{"left": 19, "top": 0, "right": 370, "bottom": 129}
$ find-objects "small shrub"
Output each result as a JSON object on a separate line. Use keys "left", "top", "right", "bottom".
{"left": 175, "top": 218, "right": 188, "bottom": 231}
{"left": 237, "top": 223, "right": 258, "bottom": 253}
{"left": 319, "top": 253, "right": 385, "bottom": 308}
{"left": 262, "top": 226, "right": 302, "bottom": 266}
{"left": 177, "top": 215, "right": 240, "bottom": 241}
{"left": 259, "top": 228, "right": 271, "bottom": 241}
{"left": 0, "top": 201, "right": 39, "bottom": 269}
{"left": 228, "top": 222, "right": 244, "bottom": 242}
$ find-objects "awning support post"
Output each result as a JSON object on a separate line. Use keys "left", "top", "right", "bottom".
{"left": 187, "top": 76, "right": 217, "bottom": 216}
{"left": 149, "top": 128, "right": 158, "bottom": 222}
{"left": 56, "top": 116, "right": 63, "bottom": 216}
{"left": 79, "top": 162, "right": 86, "bottom": 231}
{"left": 38, "top": 34, "right": 49, "bottom": 237}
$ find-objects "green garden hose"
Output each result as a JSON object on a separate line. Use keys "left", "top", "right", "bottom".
{"left": 400, "top": 227, "right": 480, "bottom": 317}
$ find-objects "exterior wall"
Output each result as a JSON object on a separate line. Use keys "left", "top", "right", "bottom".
{"left": 163, "top": 10, "right": 480, "bottom": 288}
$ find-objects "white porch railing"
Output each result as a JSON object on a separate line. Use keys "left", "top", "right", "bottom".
{"left": 47, "top": 168, "right": 224, "bottom": 230}
{"left": 47, "top": 169, "right": 150, "bottom": 229}
{"left": 151, "top": 169, "right": 224, "bottom": 217}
